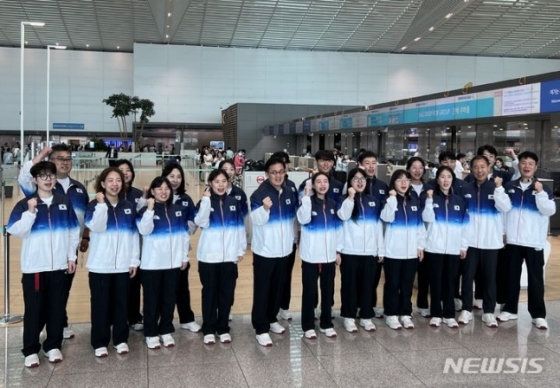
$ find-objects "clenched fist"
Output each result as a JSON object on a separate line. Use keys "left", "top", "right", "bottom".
{"left": 96, "top": 192, "right": 105, "bottom": 204}
{"left": 426, "top": 189, "right": 433, "bottom": 199}
{"left": 28, "top": 198, "right": 37, "bottom": 213}
{"left": 389, "top": 189, "right": 397, "bottom": 197}
{"left": 347, "top": 187, "right": 356, "bottom": 200}
{"left": 494, "top": 176, "right": 503, "bottom": 188}
{"left": 147, "top": 198, "right": 155, "bottom": 210}
{"left": 534, "top": 181, "right": 543, "bottom": 193}
{"left": 262, "top": 196, "right": 273, "bottom": 210}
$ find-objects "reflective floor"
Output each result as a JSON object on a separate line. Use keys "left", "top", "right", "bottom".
{"left": 2, "top": 303, "right": 560, "bottom": 388}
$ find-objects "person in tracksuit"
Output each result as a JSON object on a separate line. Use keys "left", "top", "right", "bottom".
{"left": 337, "top": 167, "right": 384, "bottom": 333}
{"left": 8, "top": 161, "right": 80, "bottom": 368}
{"left": 406, "top": 157, "right": 431, "bottom": 319}
{"left": 194, "top": 169, "right": 247, "bottom": 345}
{"left": 137, "top": 176, "right": 190, "bottom": 349}
{"left": 297, "top": 172, "right": 343, "bottom": 339}
{"left": 162, "top": 163, "right": 201, "bottom": 333}
{"left": 381, "top": 170, "right": 426, "bottom": 330}
{"left": 458, "top": 155, "right": 508, "bottom": 328}
{"left": 115, "top": 159, "right": 148, "bottom": 332}
{"left": 494, "top": 151, "right": 556, "bottom": 330}
{"left": 356, "top": 151, "right": 389, "bottom": 318}
{"left": 422, "top": 166, "right": 469, "bottom": 328}
{"left": 250, "top": 156, "right": 297, "bottom": 347}
{"left": 85, "top": 167, "right": 140, "bottom": 357}
{"left": 18, "top": 144, "right": 90, "bottom": 340}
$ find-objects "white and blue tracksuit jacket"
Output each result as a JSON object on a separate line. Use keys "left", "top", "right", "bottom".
{"left": 136, "top": 202, "right": 190, "bottom": 270}
{"left": 194, "top": 193, "right": 247, "bottom": 263}
{"left": 173, "top": 192, "right": 197, "bottom": 235}
{"left": 493, "top": 179, "right": 556, "bottom": 249}
{"left": 297, "top": 195, "right": 342, "bottom": 263}
{"left": 462, "top": 180, "right": 506, "bottom": 250}
{"left": 85, "top": 199, "right": 140, "bottom": 273}
{"left": 380, "top": 194, "right": 426, "bottom": 259}
{"left": 337, "top": 193, "right": 385, "bottom": 257}
{"left": 19, "top": 160, "right": 89, "bottom": 232}
{"left": 120, "top": 186, "right": 147, "bottom": 211}
{"left": 250, "top": 180, "right": 297, "bottom": 258}
{"left": 7, "top": 193, "right": 80, "bottom": 273}
{"left": 298, "top": 173, "right": 344, "bottom": 204}
{"left": 422, "top": 191, "right": 469, "bottom": 255}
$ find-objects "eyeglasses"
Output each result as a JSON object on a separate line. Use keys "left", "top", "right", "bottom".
{"left": 268, "top": 170, "right": 285, "bottom": 176}
{"left": 352, "top": 177, "right": 366, "bottom": 182}
{"left": 52, "top": 157, "right": 72, "bottom": 163}
{"left": 396, "top": 178, "right": 411, "bottom": 183}
{"left": 37, "top": 174, "right": 57, "bottom": 181}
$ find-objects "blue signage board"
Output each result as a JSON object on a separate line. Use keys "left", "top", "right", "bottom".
{"left": 340, "top": 117, "right": 353, "bottom": 129}
{"left": 278, "top": 124, "right": 284, "bottom": 135}
{"left": 387, "top": 107, "right": 404, "bottom": 125}
{"left": 53, "top": 123, "right": 84, "bottom": 130}
{"left": 540, "top": 80, "right": 560, "bottom": 113}
{"left": 289, "top": 123, "right": 296, "bottom": 134}
{"left": 320, "top": 120, "right": 329, "bottom": 131}
{"left": 303, "top": 121, "right": 311, "bottom": 133}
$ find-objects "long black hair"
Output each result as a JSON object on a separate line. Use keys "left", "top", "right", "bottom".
{"left": 434, "top": 166, "right": 455, "bottom": 196}
{"left": 147, "top": 176, "right": 173, "bottom": 207}
{"left": 114, "top": 159, "right": 136, "bottom": 185}
{"left": 161, "top": 162, "right": 186, "bottom": 195}
{"left": 346, "top": 167, "right": 367, "bottom": 223}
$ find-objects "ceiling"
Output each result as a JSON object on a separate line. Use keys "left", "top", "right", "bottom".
{"left": 1, "top": 0, "right": 560, "bottom": 58}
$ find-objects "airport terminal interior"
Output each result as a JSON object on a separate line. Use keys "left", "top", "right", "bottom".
{"left": 2, "top": 0, "right": 560, "bottom": 387}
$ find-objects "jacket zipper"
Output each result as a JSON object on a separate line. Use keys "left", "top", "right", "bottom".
{"left": 112, "top": 206, "right": 120, "bottom": 269}
{"left": 476, "top": 185, "right": 481, "bottom": 248}
{"left": 322, "top": 200, "right": 328, "bottom": 262}
{"left": 219, "top": 198, "right": 226, "bottom": 262}
{"left": 359, "top": 195, "right": 366, "bottom": 253}
{"left": 164, "top": 207, "right": 173, "bottom": 268}
{"left": 47, "top": 205, "right": 54, "bottom": 270}
{"left": 278, "top": 191, "right": 284, "bottom": 257}
{"left": 444, "top": 196, "right": 449, "bottom": 253}
{"left": 403, "top": 197, "right": 409, "bottom": 258}
{"left": 516, "top": 185, "right": 525, "bottom": 244}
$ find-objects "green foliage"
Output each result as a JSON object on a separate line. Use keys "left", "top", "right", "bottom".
{"left": 103, "top": 93, "right": 155, "bottom": 147}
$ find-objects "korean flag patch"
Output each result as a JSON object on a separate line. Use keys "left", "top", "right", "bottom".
{"left": 369, "top": 202, "right": 376, "bottom": 207}
{"left": 153, "top": 215, "right": 160, "bottom": 220}
{"left": 379, "top": 189, "right": 385, "bottom": 195}
{"left": 124, "top": 208, "right": 132, "bottom": 214}
{"left": 235, "top": 195, "right": 241, "bottom": 201}
{"left": 59, "top": 204, "right": 67, "bottom": 210}
{"left": 175, "top": 211, "right": 182, "bottom": 217}
{"left": 488, "top": 194, "right": 494, "bottom": 200}
{"left": 286, "top": 199, "right": 291, "bottom": 205}
{"left": 135, "top": 198, "right": 140, "bottom": 203}
{"left": 454, "top": 205, "right": 460, "bottom": 211}
{"left": 312, "top": 211, "right": 318, "bottom": 216}
{"left": 330, "top": 209, "right": 335, "bottom": 214}
{"left": 433, "top": 204, "right": 439, "bottom": 208}
{"left": 508, "top": 189, "right": 515, "bottom": 194}
{"left": 76, "top": 188, "right": 83, "bottom": 193}
{"left": 230, "top": 205, "right": 236, "bottom": 211}
{"left": 333, "top": 188, "right": 340, "bottom": 193}
{"left": 464, "top": 194, "right": 472, "bottom": 198}
{"left": 411, "top": 206, "right": 417, "bottom": 211}
{"left": 182, "top": 201, "right": 189, "bottom": 207}
{"left": 532, "top": 190, "right": 538, "bottom": 196}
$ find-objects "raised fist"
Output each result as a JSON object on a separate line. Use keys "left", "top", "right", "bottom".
{"left": 494, "top": 176, "right": 503, "bottom": 188}
{"left": 203, "top": 187, "right": 211, "bottom": 197}
{"left": 96, "top": 192, "right": 105, "bottom": 204}
{"left": 147, "top": 198, "right": 155, "bottom": 210}
{"left": 534, "top": 181, "right": 543, "bottom": 193}
{"left": 426, "top": 189, "right": 433, "bottom": 199}
{"left": 347, "top": 187, "right": 356, "bottom": 199}
{"left": 304, "top": 185, "right": 312, "bottom": 197}
{"left": 27, "top": 198, "right": 37, "bottom": 213}
{"left": 389, "top": 189, "right": 397, "bottom": 197}
{"left": 262, "top": 196, "right": 273, "bottom": 210}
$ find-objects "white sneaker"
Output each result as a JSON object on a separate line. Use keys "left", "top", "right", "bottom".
{"left": 474, "top": 299, "right": 483, "bottom": 309}
{"left": 454, "top": 298, "right": 462, "bottom": 311}
{"left": 373, "top": 308, "right": 384, "bottom": 318}
{"left": 497, "top": 311, "right": 518, "bottom": 322}
{"left": 44, "top": 349, "right": 63, "bottom": 363}
{"left": 269, "top": 322, "right": 286, "bottom": 334}
{"left": 417, "top": 308, "right": 431, "bottom": 318}
{"left": 458, "top": 310, "right": 473, "bottom": 325}
{"left": 499, "top": 303, "right": 505, "bottom": 312}
{"left": 400, "top": 315, "right": 414, "bottom": 329}
{"left": 482, "top": 313, "right": 498, "bottom": 328}
{"left": 24, "top": 354, "right": 40, "bottom": 368}
{"left": 319, "top": 327, "right": 337, "bottom": 338}
{"left": 204, "top": 334, "right": 216, "bottom": 344}
{"left": 385, "top": 315, "right": 402, "bottom": 330}
{"left": 114, "top": 343, "right": 129, "bottom": 355}
{"left": 532, "top": 318, "right": 549, "bottom": 330}
{"left": 304, "top": 330, "right": 317, "bottom": 339}
{"left": 359, "top": 318, "right": 376, "bottom": 332}
{"left": 219, "top": 333, "right": 232, "bottom": 344}
{"left": 256, "top": 333, "right": 273, "bottom": 347}
{"left": 180, "top": 321, "right": 201, "bottom": 333}
{"left": 132, "top": 322, "right": 144, "bottom": 331}
{"left": 429, "top": 317, "right": 442, "bottom": 327}
{"left": 145, "top": 336, "right": 161, "bottom": 349}
{"left": 278, "top": 308, "right": 292, "bottom": 321}
{"left": 343, "top": 318, "right": 358, "bottom": 333}
{"left": 94, "top": 347, "right": 108, "bottom": 357}
{"left": 443, "top": 318, "right": 459, "bottom": 328}
{"left": 63, "top": 327, "right": 75, "bottom": 339}
{"left": 160, "top": 334, "right": 175, "bottom": 347}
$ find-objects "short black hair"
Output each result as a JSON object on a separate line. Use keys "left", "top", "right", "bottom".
{"left": 518, "top": 151, "right": 539, "bottom": 164}
{"left": 314, "top": 150, "right": 335, "bottom": 162}
{"left": 271, "top": 151, "right": 290, "bottom": 164}
{"left": 477, "top": 145, "right": 497, "bottom": 157}
{"left": 50, "top": 143, "right": 72, "bottom": 154}
{"left": 438, "top": 151, "right": 456, "bottom": 163}
{"left": 358, "top": 151, "right": 378, "bottom": 165}
{"left": 95, "top": 167, "right": 125, "bottom": 194}
{"left": 114, "top": 159, "right": 136, "bottom": 184}
{"left": 30, "top": 161, "right": 57, "bottom": 178}
{"left": 456, "top": 153, "right": 466, "bottom": 160}
{"left": 147, "top": 176, "right": 173, "bottom": 207}
{"left": 427, "top": 162, "right": 436, "bottom": 168}
{"left": 208, "top": 168, "right": 229, "bottom": 184}
{"left": 264, "top": 157, "right": 286, "bottom": 172}
{"left": 470, "top": 155, "right": 490, "bottom": 168}
{"left": 406, "top": 156, "right": 425, "bottom": 170}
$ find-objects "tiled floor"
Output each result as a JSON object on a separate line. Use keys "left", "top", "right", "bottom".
{"left": 3, "top": 303, "right": 560, "bottom": 388}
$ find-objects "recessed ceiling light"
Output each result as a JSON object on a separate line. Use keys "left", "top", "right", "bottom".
{"left": 86, "top": 44, "right": 90, "bottom": 47}
{"left": 166, "top": 34, "right": 169, "bottom": 38}
{"left": 167, "top": 25, "right": 169, "bottom": 28}
{"left": 446, "top": 13, "right": 453, "bottom": 18}
{"left": 429, "top": 26, "right": 434, "bottom": 31}
{"left": 401, "top": 46, "right": 407, "bottom": 50}
{"left": 117, "top": 46, "right": 120, "bottom": 49}
{"left": 25, "top": 41, "right": 28, "bottom": 44}
{"left": 414, "top": 37, "right": 421, "bottom": 42}
{"left": 167, "top": 12, "right": 172, "bottom": 17}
